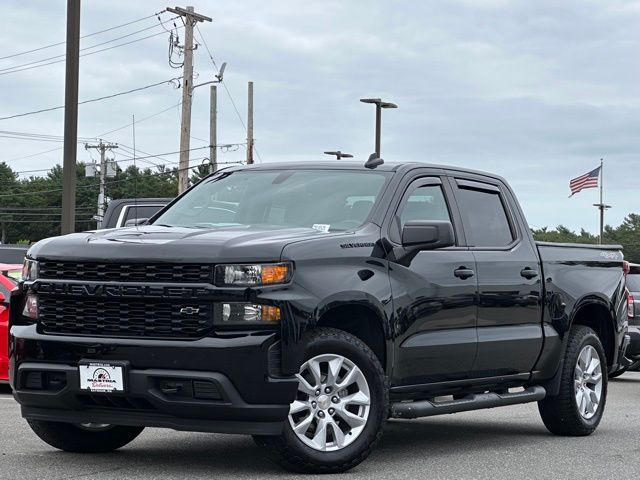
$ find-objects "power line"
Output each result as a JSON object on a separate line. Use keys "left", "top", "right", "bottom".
{"left": 0, "top": 11, "right": 167, "bottom": 61}
{"left": 0, "top": 78, "right": 181, "bottom": 121}
{"left": 0, "top": 130, "right": 94, "bottom": 141}
{"left": 13, "top": 145, "right": 214, "bottom": 175}
{"left": 8, "top": 141, "right": 245, "bottom": 174}
{"left": 116, "top": 145, "right": 210, "bottom": 162}
{"left": 0, "top": 17, "right": 179, "bottom": 74}
{"left": 195, "top": 24, "right": 263, "bottom": 163}
{"left": 0, "top": 131, "right": 95, "bottom": 143}
{"left": 0, "top": 102, "right": 182, "bottom": 164}
{"left": 0, "top": 134, "right": 69, "bottom": 143}
{"left": 1, "top": 147, "right": 63, "bottom": 164}
{"left": 0, "top": 29, "right": 180, "bottom": 77}
{"left": 96, "top": 102, "right": 181, "bottom": 137}
{"left": 0, "top": 161, "right": 243, "bottom": 199}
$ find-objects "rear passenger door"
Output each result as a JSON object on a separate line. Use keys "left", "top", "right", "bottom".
{"left": 452, "top": 177, "right": 543, "bottom": 377}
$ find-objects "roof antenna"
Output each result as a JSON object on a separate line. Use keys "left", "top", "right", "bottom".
{"left": 364, "top": 153, "right": 384, "bottom": 169}
{"left": 324, "top": 151, "right": 353, "bottom": 160}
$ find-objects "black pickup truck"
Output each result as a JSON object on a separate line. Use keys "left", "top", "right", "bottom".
{"left": 10, "top": 162, "right": 629, "bottom": 473}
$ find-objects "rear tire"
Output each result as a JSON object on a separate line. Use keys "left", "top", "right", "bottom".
{"left": 538, "top": 325, "right": 607, "bottom": 436}
{"left": 254, "top": 327, "right": 388, "bottom": 473}
{"left": 27, "top": 420, "right": 144, "bottom": 453}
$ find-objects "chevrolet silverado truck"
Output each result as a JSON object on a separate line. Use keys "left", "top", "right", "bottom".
{"left": 10, "top": 162, "right": 629, "bottom": 473}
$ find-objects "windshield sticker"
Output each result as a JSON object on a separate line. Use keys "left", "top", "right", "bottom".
{"left": 312, "top": 224, "right": 331, "bottom": 233}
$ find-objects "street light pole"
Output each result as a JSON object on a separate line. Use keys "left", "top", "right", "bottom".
{"left": 360, "top": 98, "right": 397, "bottom": 158}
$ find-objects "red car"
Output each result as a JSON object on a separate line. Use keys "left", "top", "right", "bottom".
{"left": 0, "top": 264, "right": 21, "bottom": 383}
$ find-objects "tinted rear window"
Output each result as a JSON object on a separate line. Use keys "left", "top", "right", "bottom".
{"left": 627, "top": 274, "right": 640, "bottom": 292}
{"left": 456, "top": 187, "right": 514, "bottom": 247}
{"left": 124, "top": 205, "right": 165, "bottom": 222}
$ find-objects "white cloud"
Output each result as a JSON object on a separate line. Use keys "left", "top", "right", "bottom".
{"left": 0, "top": 0, "right": 638, "bottom": 231}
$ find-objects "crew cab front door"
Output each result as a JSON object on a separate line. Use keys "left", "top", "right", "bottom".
{"left": 452, "top": 176, "right": 543, "bottom": 378}
{"left": 387, "top": 174, "right": 478, "bottom": 387}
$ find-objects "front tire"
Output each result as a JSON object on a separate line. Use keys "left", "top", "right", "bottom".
{"left": 27, "top": 420, "right": 144, "bottom": 453}
{"left": 538, "top": 325, "right": 607, "bottom": 436}
{"left": 255, "top": 328, "right": 388, "bottom": 473}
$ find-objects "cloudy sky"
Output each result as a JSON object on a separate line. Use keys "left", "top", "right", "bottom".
{"left": 1, "top": 0, "right": 639, "bottom": 232}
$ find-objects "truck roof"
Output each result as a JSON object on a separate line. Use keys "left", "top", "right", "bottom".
{"left": 224, "top": 161, "right": 505, "bottom": 182}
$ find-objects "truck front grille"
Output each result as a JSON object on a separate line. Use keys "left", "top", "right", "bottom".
{"left": 38, "top": 297, "right": 213, "bottom": 338}
{"left": 38, "top": 261, "right": 213, "bottom": 284}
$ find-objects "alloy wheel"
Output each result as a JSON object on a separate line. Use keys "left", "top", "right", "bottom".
{"left": 288, "top": 353, "right": 371, "bottom": 452}
{"left": 574, "top": 344, "right": 603, "bottom": 420}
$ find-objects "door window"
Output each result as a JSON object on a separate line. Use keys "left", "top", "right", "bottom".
{"left": 456, "top": 186, "right": 514, "bottom": 247}
{"left": 399, "top": 185, "right": 452, "bottom": 227}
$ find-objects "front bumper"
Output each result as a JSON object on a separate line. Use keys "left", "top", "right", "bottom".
{"left": 10, "top": 325, "right": 298, "bottom": 435}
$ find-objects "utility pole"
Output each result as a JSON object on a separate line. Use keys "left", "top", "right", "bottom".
{"left": 61, "top": 0, "right": 81, "bottom": 235}
{"left": 85, "top": 141, "right": 118, "bottom": 228}
{"left": 210, "top": 85, "right": 217, "bottom": 173}
{"left": 247, "top": 81, "right": 254, "bottom": 164}
{"left": 167, "top": 6, "right": 212, "bottom": 193}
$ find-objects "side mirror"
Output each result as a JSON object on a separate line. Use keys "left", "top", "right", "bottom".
{"left": 401, "top": 220, "right": 455, "bottom": 251}
{"left": 124, "top": 217, "right": 149, "bottom": 227}
{"left": 0, "top": 292, "right": 5, "bottom": 303}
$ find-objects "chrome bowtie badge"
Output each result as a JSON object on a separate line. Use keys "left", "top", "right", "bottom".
{"left": 179, "top": 307, "right": 200, "bottom": 315}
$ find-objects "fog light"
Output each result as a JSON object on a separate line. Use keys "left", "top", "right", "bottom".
{"left": 22, "top": 293, "right": 38, "bottom": 320}
{"left": 220, "top": 303, "right": 281, "bottom": 325}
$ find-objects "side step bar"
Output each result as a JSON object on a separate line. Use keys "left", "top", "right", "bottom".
{"left": 391, "top": 385, "right": 546, "bottom": 419}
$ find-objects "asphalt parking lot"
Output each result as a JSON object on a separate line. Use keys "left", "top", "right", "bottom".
{"left": 1, "top": 374, "right": 639, "bottom": 480}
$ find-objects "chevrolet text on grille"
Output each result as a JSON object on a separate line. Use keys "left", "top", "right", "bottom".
{"left": 34, "top": 282, "right": 209, "bottom": 298}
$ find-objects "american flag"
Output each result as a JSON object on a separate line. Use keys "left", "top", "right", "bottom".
{"left": 569, "top": 166, "right": 600, "bottom": 197}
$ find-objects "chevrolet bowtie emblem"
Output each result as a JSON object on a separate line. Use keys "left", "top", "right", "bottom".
{"left": 179, "top": 307, "right": 201, "bottom": 315}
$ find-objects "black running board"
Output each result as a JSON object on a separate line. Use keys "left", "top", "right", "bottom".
{"left": 391, "top": 385, "right": 546, "bottom": 419}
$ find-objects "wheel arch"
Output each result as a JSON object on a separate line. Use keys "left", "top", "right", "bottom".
{"left": 569, "top": 296, "right": 616, "bottom": 369}
{"left": 315, "top": 299, "right": 389, "bottom": 373}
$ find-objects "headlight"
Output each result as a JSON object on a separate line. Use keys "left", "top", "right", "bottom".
{"left": 22, "top": 258, "right": 39, "bottom": 281}
{"left": 219, "top": 303, "right": 282, "bottom": 325}
{"left": 215, "top": 263, "right": 292, "bottom": 287}
{"left": 22, "top": 293, "right": 38, "bottom": 320}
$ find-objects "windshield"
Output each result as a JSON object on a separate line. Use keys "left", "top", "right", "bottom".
{"left": 153, "top": 169, "right": 389, "bottom": 231}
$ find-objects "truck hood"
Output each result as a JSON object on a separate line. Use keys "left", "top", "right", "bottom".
{"left": 28, "top": 225, "right": 337, "bottom": 263}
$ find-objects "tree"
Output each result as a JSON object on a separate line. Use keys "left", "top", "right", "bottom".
{"left": 532, "top": 220, "right": 640, "bottom": 263}
{"left": 0, "top": 162, "right": 19, "bottom": 242}
{"left": 1, "top": 162, "right": 179, "bottom": 243}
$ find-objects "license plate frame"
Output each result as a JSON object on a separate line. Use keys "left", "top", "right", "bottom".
{"left": 78, "top": 361, "right": 128, "bottom": 393}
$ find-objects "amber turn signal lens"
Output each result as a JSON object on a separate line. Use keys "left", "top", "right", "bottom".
{"left": 261, "top": 264, "right": 290, "bottom": 285}
{"left": 261, "top": 305, "right": 282, "bottom": 322}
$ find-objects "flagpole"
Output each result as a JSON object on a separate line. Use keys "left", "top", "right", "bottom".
{"left": 593, "top": 158, "right": 610, "bottom": 244}
{"left": 599, "top": 158, "right": 603, "bottom": 244}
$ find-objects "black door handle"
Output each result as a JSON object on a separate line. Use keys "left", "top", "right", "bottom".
{"left": 454, "top": 267, "right": 475, "bottom": 279}
{"left": 520, "top": 268, "right": 539, "bottom": 279}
